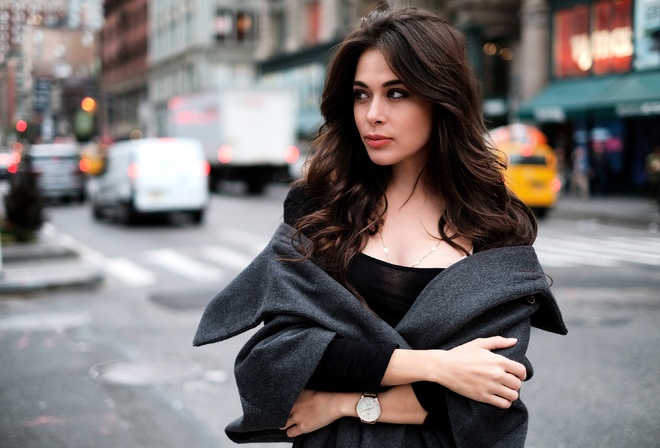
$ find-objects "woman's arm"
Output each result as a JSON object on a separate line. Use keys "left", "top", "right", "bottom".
{"left": 307, "top": 335, "right": 525, "bottom": 408}
{"left": 383, "top": 336, "right": 526, "bottom": 408}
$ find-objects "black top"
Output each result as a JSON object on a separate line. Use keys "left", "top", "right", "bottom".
{"left": 349, "top": 253, "right": 444, "bottom": 328}
{"left": 284, "top": 186, "right": 451, "bottom": 427}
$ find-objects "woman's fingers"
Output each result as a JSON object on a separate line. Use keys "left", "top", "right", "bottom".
{"left": 474, "top": 336, "right": 518, "bottom": 351}
{"left": 475, "top": 336, "right": 528, "bottom": 381}
{"left": 505, "top": 357, "right": 527, "bottom": 381}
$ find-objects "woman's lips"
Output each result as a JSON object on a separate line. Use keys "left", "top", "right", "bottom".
{"left": 365, "top": 135, "right": 391, "bottom": 148}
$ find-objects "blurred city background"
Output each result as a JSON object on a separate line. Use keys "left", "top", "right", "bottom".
{"left": 0, "top": 1, "right": 659, "bottom": 448}
{"left": 0, "top": 0, "right": 659, "bottom": 197}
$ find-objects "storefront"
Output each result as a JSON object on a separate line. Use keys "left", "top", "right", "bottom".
{"left": 520, "top": 0, "right": 660, "bottom": 195}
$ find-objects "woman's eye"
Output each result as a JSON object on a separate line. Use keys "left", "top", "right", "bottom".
{"left": 388, "top": 90, "right": 407, "bottom": 99}
{"left": 354, "top": 90, "right": 368, "bottom": 100}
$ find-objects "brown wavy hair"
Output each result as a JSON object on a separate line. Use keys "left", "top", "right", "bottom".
{"left": 292, "top": 6, "right": 537, "bottom": 285}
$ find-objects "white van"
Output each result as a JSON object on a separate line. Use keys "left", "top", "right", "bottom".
{"left": 91, "top": 138, "right": 209, "bottom": 224}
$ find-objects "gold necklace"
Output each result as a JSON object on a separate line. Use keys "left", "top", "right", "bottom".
{"left": 379, "top": 232, "right": 441, "bottom": 267}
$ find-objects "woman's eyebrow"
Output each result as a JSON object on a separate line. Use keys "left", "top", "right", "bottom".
{"left": 353, "top": 79, "right": 404, "bottom": 88}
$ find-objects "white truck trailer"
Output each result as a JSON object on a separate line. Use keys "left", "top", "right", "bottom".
{"left": 167, "top": 89, "right": 299, "bottom": 194}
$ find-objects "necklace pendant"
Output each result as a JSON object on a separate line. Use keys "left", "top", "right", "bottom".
{"left": 412, "top": 260, "right": 420, "bottom": 267}
{"left": 383, "top": 247, "right": 390, "bottom": 255}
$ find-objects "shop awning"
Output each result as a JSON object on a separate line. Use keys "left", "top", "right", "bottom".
{"left": 518, "top": 75, "right": 622, "bottom": 122}
{"left": 591, "top": 71, "right": 660, "bottom": 117}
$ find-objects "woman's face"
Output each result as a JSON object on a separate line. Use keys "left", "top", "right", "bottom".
{"left": 353, "top": 49, "right": 434, "bottom": 173}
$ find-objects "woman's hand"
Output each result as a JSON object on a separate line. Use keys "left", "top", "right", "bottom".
{"left": 383, "top": 336, "right": 526, "bottom": 409}
{"left": 435, "top": 337, "right": 526, "bottom": 408}
{"left": 280, "top": 390, "right": 357, "bottom": 438}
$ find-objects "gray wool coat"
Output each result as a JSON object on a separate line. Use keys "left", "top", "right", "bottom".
{"left": 193, "top": 223, "right": 567, "bottom": 448}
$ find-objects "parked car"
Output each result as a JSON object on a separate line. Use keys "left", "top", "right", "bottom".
{"left": 91, "top": 137, "right": 209, "bottom": 224}
{"left": 9, "top": 142, "right": 86, "bottom": 203}
{"left": 497, "top": 140, "right": 562, "bottom": 218}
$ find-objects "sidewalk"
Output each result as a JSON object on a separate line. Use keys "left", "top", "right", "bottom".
{"left": 0, "top": 227, "right": 104, "bottom": 295}
{"left": 0, "top": 195, "right": 658, "bottom": 295}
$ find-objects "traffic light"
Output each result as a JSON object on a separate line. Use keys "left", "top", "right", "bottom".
{"left": 75, "top": 97, "right": 97, "bottom": 141}
{"left": 16, "top": 119, "right": 27, "bottom": 133}
{"left": 81, "top": 97, "right": 97, "bottom": 113}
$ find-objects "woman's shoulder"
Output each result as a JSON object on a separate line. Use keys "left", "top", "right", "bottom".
{"left": 283, "top": 182, "right": 320, "bottom": 226}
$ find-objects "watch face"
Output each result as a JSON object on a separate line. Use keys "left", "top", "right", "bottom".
{"left": 356, "top": 396, "right": 381, "bottom": 422}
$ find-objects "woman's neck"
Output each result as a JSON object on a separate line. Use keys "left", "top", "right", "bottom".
{"left": 385, "top": 172, "right": 439, "bottom": 212}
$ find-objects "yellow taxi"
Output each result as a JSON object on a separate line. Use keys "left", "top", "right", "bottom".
{"left": 497, "top": 140, "right": 561, "bottom": 218}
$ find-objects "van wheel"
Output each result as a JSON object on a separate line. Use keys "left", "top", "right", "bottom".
{"left": 246, "top": 179, "right": 267, "bottom": 195}
{"left": 190, "top": 210, "right": 204, "bottom": 225}
{"left": 92, "top": 201, "right": 103, "bottom": 220}
{"left": 119, "top": 201, "right": 139, "bottom": 225}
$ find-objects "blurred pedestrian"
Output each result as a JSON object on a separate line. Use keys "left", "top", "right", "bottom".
{"left": 591, "top": 141, "right": 608, "bottom": 195}
{"left": 554, "top": 143, "right": 569, "bottom": 195}
{"left": 194, "top": 5, "right": 567, "bottom": 447}
{"left": 646, "top": 145, "right": 660, "bottom": 211}
{"left": 570, "top": 145, "right": 590, "bottom": 200}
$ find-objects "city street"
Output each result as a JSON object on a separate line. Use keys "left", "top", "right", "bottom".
{"left": 1, "top": 183, "right": 659, "bottom": 448}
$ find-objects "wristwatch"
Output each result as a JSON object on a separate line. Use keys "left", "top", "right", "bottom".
{"left": 356, "top": 393, "right": 381, "bottom": 424}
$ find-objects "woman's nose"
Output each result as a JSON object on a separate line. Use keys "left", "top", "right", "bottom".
{"left": 366, "top": 97, "right": 386, "bottom": 125}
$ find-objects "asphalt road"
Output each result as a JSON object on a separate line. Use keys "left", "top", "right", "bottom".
{"left": 1, "top": 183, "right": 658, "bottom": 447}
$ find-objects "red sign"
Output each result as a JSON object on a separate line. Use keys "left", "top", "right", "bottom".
{"left": 554, "top": 0, "right": 632, "bottom": 78}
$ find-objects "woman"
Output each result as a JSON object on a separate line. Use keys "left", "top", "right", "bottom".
{"left": 194, "top": 6, "right": 567, "bottom": 447}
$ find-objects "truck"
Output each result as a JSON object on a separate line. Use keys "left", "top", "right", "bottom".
{"left": 167, "top": 89, "right": 300, "bottom": 194}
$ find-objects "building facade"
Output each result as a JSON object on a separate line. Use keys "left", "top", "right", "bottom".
{"left": 100, "top": 0, "right": 149, "bottom": 140}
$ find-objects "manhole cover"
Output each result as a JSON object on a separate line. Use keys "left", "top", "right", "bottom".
{"left": 0, "top": 311, "right": 91, "bottom": 331}
{"left": 89, "top": 356, "right": 204, "bottom": 386}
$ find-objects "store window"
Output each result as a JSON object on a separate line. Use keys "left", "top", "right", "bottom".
{"left": 237, "top": 12, "right": 255, "bottom": 41}
{"left": 215, "top": 9, "right": 255, "bottom": 42}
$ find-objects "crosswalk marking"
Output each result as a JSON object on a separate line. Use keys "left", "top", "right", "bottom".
{"left": 544, "top": 235, "right": 660, "bottom": 263}
{"left": 218, "top": 226, "right": 271, "bottom": 254}
{"left": 603, "top": 236, "right": 660, "bottom": 255}
{"left": 143, "top": 249, "right": 224, "bottom": 282}
{"left": 104, "top": 258, "right": 158, "bottom": 287}
{"left": 535, "top": 238, "right": 643, "bottom": 266}
{"left": 199, "top": 246, "right": 254, "bottom": 271}
{"left": 534, "top": 241, "right": 619, "bottom": 267}
{"left": 534, "top": 233, "right": 660, "bottom": 268}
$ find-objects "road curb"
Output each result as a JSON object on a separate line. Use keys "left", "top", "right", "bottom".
{"left": 2, "top": 243, "right": 77, "bottom": 263}
{"left": 0, "top": 268, "right": 105, "bottom": 295}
